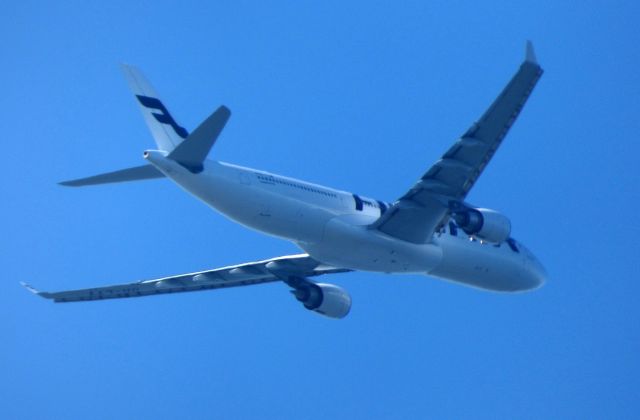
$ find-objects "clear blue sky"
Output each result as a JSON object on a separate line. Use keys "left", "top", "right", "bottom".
{"left": 3, "top": 1, "right": 639, "bottom": 419}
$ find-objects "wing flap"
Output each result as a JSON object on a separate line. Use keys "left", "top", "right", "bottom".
{"left": 373, "top": 42, "right": 543, "bottom": 243}
{"left": 25, "top": 254, "right": 350, "bottom": 303}
{"left": 374, "top": 200, "right": 445, "bottom": 244}
{"left": 421, "top": 54, "right": 543, "bottom": 201}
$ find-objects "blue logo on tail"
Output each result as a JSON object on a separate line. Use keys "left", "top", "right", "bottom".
{"left": 136, "top": 95, "right": 188, "bottom": 139}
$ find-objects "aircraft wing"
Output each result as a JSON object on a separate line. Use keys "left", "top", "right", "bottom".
{"left": 372, "top": 42, "right": 543, "bottom": 244}
{"left": 22, "top": 254, "right": 350, "bottom": 303}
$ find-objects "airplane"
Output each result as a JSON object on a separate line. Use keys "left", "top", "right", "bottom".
{"left": 23, "top": 42, "right": 547, "bottom": 319}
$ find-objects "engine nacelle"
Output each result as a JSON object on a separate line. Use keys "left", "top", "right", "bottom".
{"left": 453, "top": 207, "right": 511, "bottom": 243}
{"left": 292, "top": 282, "right": 352, "bottom": 319}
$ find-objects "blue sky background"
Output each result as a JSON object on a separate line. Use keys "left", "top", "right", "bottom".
{"left": 3, "top": 1, "right": 639, "bottom": 419}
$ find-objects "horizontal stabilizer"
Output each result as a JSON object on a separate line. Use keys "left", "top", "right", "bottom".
{"left": 60, "top": 164, "right": 164, "bottom": 187}
{"left": 168, "top": 105, "right": 231, "bottom": 172}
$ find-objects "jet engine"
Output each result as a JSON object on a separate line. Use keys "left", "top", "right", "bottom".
{"left": 452, "top": 207, "right": 511, "bottom": 243}
{"left": 291, "top": 282, "right": 352, "bottom": 319}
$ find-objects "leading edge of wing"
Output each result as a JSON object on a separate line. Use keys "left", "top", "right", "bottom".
{"left": 22, "top": 255, "right": 350, "bottom": 303}
{"left": 372, "top": 42, "right": 544, "bottom": 244}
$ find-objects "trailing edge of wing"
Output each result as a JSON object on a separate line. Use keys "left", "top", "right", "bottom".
{"left": 23, "top": 254, "right": 350, "bottom": 303}
{"left": 59, "top": 164, "right": 164, "bottom": 187}
{"left": 373, "top": 41, "right": 543, "bottom": 243}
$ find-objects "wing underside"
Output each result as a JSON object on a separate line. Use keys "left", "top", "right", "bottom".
{"left": 24, "top": 254, "right": 350, "bottom": 303}
{"left": 373, "top": 42, "right": 543, "bottom": 243}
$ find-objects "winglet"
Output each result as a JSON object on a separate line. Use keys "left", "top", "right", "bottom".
{"left": 525, "top": 40, "right": 538, "bottom": 64}
{"left": 20, "top": 282, "right": 52, "bottom": 299}
{"left": 21, "top": 281, "right": 39, "bottom": 294}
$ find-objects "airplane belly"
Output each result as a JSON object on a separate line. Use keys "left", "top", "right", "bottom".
{"left": 168, "top": 163, "right": 331, "bottom": 243}
{"left": 251, "top": 193, "right": 331, "bottom": 243}
{"left": 300, "top": 216, "right": 442, "bottom": 273}
{"left": 429, "top": 237, "right": 535, "bottom": 291}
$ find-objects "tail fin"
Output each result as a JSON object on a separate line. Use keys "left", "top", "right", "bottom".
{"left": 121, "top": 64, "right": 188, "bottom": 151}
{"left": 60, "top": 66, "right": 231, "bottom": 187}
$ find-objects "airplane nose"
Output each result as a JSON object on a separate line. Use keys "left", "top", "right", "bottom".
{"left": 526, "top": 257, "right": 547, "bottom": 290}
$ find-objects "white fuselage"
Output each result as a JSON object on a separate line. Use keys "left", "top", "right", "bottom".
{"left": 145, "top": 151, "right": 546, "bottom": 292}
